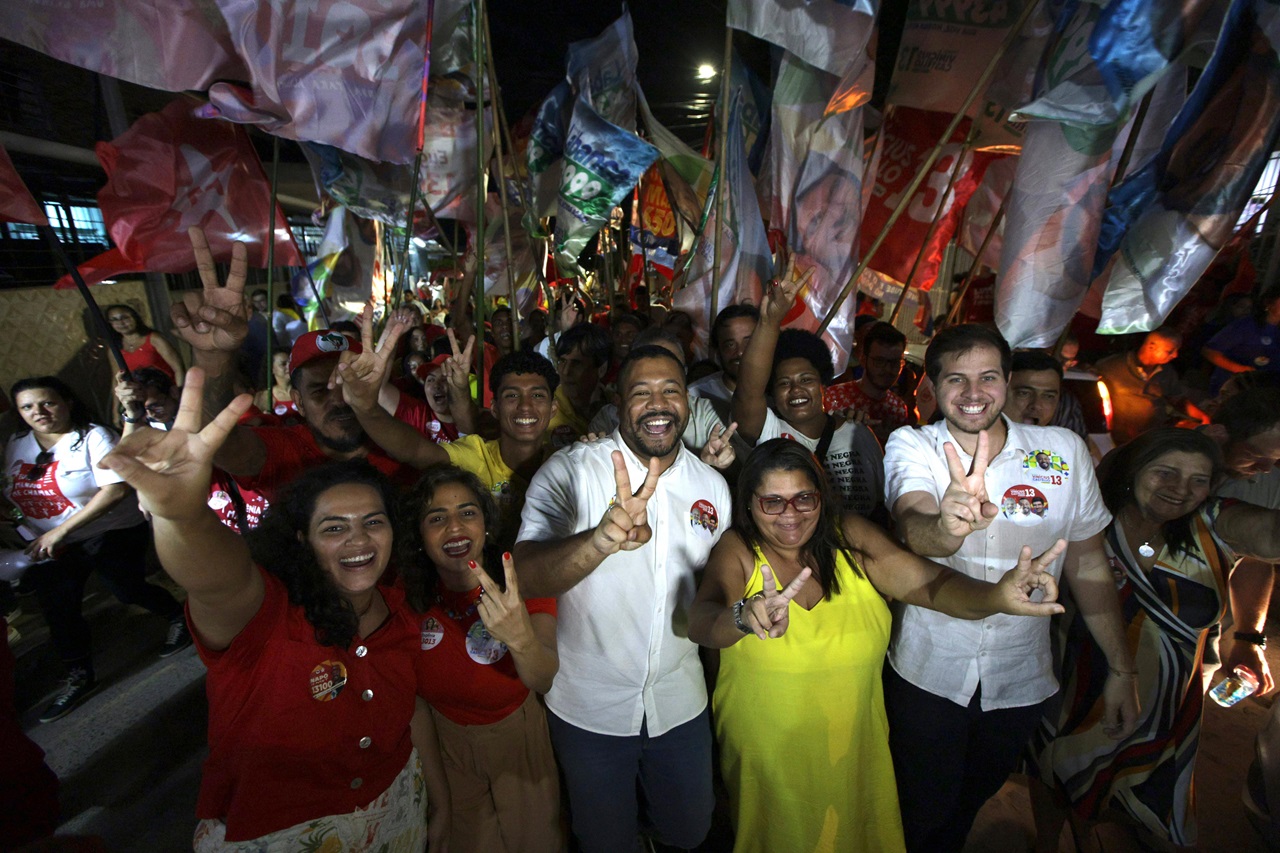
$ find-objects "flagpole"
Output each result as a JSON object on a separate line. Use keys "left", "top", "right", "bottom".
{"left": 479, "top": 7, "right": 520, "bottom": 332}
{"left": 709, "top": 25, "right": 733, "bottom": 330}
{"left": 887, "top": 133, "right": 973, "bottom": 325}
{"left": 41, "top": 227, "right": 129, "bottom": 373}
{"left": 944, "top": 197, "right": 1006, "bottom": 327}
{"left": 817, "top": 0, "right": 1037, "bottom": 335}
{"left": 473, "top": 0, "right": 488, "bottom": 391}
{"left": 264, "top": 136, "right": 281, "bottom": 377}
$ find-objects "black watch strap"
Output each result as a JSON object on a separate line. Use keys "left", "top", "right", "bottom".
{"left": 732, "top": 599, "right": 752, "bottom": 635}
{"left": 1235, "top": 631, "right": 1268, "bottom": 648}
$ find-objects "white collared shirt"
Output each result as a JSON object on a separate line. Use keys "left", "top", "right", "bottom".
{"left": 517, "top": 432, "right": 732, "bottom": 736}
{"left": 883, "top": 417, "right": 1110, "bottom": 710}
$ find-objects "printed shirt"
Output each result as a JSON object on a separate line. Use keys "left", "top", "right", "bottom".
{"left": 442, "top": 435, "right": 531, "bottom": 547}
{"left": 823, "top": 381, "right": 910, "bottom": 434}
{"left": 757, "top": 409, "right": 884, "bottom": 516}
{"left": 394, "top": 394, "right": 460, "bottom": 445}
{"left": 884, "top": 417, "right": 1110, "bottom": 710}
{"left": 4, "top": 427, "right": 143, "bottom": 542}
{"left": 517, "top": 433, "right": 731, "bottom": 737}
{"left": 414, "top": 589, "right": 557, "bottom": 726}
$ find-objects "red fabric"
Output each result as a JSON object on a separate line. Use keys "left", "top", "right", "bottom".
{"left": 395, "top": 395, "right": 460, "bottom": 444}
{"left": 414, "top": 588, "right": 556, "bottom": 726}
{"left": 0, "top": 144, "right": 48, "bottom": 226}
{"left": 823, "top": 381, "right": 910, "bottom": 431}
{"left": 122, "top": 333, "right": 176, "bottom": 382}
{"left": 0, "top": 616, "right": 60, "bottom": 848}
{"left": 236, "top": 423, "right": 418, "bottom": 503}
{"left": 208, "top": 469, "right": 270, "bottom": 533}
{"left": 54, "top": 96, "right": 302, "bottom": 289}
{"left": 193, "top": 570, "right": 417, "bottom": 841}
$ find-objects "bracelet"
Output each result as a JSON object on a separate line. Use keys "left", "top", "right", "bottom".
{"left": 1235, "top": 631, "right": 1268, "bottom": 649}
{"left": 732, "top": 599, "right": 753, "bottom": 635}
{"left": 1109, "top": 667, "right": 1139, "bottom": 679}
{"left": 121, "top": 412, "right": 147, "bottom": 424}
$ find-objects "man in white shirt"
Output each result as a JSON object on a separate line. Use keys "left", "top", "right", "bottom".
{"left": 882, "top": 324, "right": 1138, "bottom": 853}
{"left": 515, "top": 345, "right": 732, "bottom": 853}
{"left": 687, "top": 303, "right": 758, "bottom": 411}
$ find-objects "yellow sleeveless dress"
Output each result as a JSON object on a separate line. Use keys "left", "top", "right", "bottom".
{"left": 712, "top": 547, "right": 905, "bottom": 853}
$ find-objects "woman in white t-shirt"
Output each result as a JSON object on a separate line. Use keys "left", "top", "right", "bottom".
{"left": 4, "top": 377, "right": 189, "bottom": 723}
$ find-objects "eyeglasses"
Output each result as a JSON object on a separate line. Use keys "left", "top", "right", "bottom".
{"left": 25, "top": 450, "right": 53, "bottom": 481}
{"left": 755, "top": 491, "right": 821, "bottom": 515}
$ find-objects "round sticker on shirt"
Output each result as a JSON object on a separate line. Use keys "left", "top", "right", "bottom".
{"left": 689, "top": 500, "right": 719, "bottom": 537}
{"left": 1000, "top": 485, "right": 1048, "bottom": 525}
{"left": 420, "top": 616, "right": 444, "bottom": 650}
{"left": 309, "top": 660, "right": 348, "bottom": 701}
{"left": 465, "top": 621, "right": 508, "bottom": 665}
{"left": 208, "top": 490, "right": 231, "bottom": 511}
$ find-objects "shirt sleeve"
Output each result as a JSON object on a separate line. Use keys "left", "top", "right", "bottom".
{"left": 517, "top": 450, "right": 583, "bottom": 544}
{"left": 1064, "top": 432, "right": 1112, "bottom": 541}
{"left": 443, "top": 434, "right": 485, "bottom": 470}
{"left": 883, "top": 427, "right": 937, "bottom": 510}
{"left": 85, "top": 426, "right": 125, "bottom": 487}
{"left": 525, "top": 596, "right": 558, "bottom": 617}
{"left": 757, "top": 408, "right": 784, "bottom": 441}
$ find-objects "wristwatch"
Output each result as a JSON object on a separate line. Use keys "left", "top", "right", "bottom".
{"left": 1235, "top": 631, "right": 1268, "bottom": 650}
{"left": 732, "top": 598, "right": 753, "bottom": 634}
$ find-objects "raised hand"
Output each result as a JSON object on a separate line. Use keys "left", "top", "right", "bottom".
{"left": 470, "top": 552, "right": 536, "bottom": 650}
{"left": 441, "top": 328, "right": 475, "bottom": 400}
{"left": 172, "top": 226, "right": 249, "bottom": 354}
{"left": 591, "top": 451, "right": 661, "bottom": 556}
{"left": 98, "top": 368, "right": 252, "bottom": 521}
{"left": 332, "top": 303, "right": 410, "bottom": 412}
{"left": 740, "top": 563, "right": 813, "bottom": 639}
{"left": 114, "top": 371, "right": 145, "bottom": 419}
{"left": 761, "top": 256, "right": 814, "bottom": 327}
{"left": 992, "top": 540, "right": 1067, "bottom": 617}
{"left": 555, "top": 291, "right": 582, "bottom": 333}
{"left": 939, "top": 430, "right": 999, "bottom": 539}
{"left": 699, "top": 422, "right": 738, "bottom": 470}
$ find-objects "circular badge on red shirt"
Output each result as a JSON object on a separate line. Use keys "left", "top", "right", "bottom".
{"left": 465, "top": 621, "right": 507, "bottom": 665}
{"left": 309, "top": 660, "right": 348, "bottom": 701}
{"left": 420, "top": 616, "right": 444, "bottom": 650}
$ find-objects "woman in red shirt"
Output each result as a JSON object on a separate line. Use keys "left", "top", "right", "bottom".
{"left": 400, "top": 465, "right": 564, "bottom": 853}
{"left": 99, "top": 372, "right": 450, "bottom": 852}
{"left": 105, "top": 304, "right": 185, "bottom": 386}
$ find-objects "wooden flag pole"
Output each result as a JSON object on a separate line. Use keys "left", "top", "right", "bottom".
{"left": 41, "top": 228, "right": 129, "bottom": 373}
{"left": 709, "top": 25, "right": 733, "bottom": 328}
{"left": 473, "top": 0, "right": 487, "bottom": 390}
{"left": 479, "top": 6, "right": 520, "bottom": 331}
{"left": 817, "top": 0, "right": 1037, "bottom": 335}
{"left": 944, "top": 197, "right": 1006, "bottom": 328}
{"left": 264, "top": 136, "right": 281, "bottom": 372}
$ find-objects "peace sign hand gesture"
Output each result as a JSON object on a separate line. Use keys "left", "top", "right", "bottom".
{"left": 592, "top": 450, "right": 661, "bottom": 556}
{"left": 939, "top": 430, "right": 998, "bottom": 539}
{"left": 761, "top": 256, "right": 814, "bottom": 327}
{"left": 441, "top": 328, "right": 475, "bottom": 399}
{"left": 740, "top": 563, "right": 813, "bottom": 640}
{"left": 992, "top": 540, "right": 1067, "bottom": 617}
{"left": 332, "top": 303, "right": 409, "bottom": 412}
{"left": 172, "top": 227, "right": 249, "bottom": 354}
{"left": 699, "top": 422, "right": 738, "bottom": 470}
{"left": 470, "top": 552, "right": 536, "bottom": 651}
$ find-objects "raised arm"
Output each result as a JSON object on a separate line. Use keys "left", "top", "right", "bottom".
{"left": 515, "top": 451, "right": 660, "bottom": 598}
{"left": 689, "top": 531, "right": 813, "bottom": 647}
{"left": 470, "top": 552, "right": 558, "bottom": 694}
{"left": 98, "top": 369, "right": 263, "bottom": 651}
{"left": 893, "top": 431, "right": 998, "bottom": 558}
{"left": 731, "top": 259, "right": 813, "bottom": 443}
{"left": 1210, "top": 502, "right": 1280, "bottom": 694}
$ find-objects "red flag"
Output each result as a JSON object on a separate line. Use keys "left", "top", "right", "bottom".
{"left": 55, "top": 97, "right": 302, "bottom": 289}
{"left": 0, "top": 146, "right": 49, "bottom": 226}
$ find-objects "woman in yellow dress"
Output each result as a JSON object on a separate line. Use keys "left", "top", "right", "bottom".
{"left": 690, "top": 438, "right": 1070, "bottom": 853}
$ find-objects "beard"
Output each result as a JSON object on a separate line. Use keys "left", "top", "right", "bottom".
{"left": 620, "top": 409, "right": 688, "bottom": 460}
{"left": 309, "top": 408, "right": 366, "bottom": 453}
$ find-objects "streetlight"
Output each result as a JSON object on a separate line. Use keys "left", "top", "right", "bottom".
{"left": 696, "top": 63, "right": 716, "bottom": 80}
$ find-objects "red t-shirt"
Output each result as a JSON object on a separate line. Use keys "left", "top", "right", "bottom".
{"left": 208, "top": 469, "right": 270, "bottom": 533}
{"left": 395, "top": 395, "right": 460, "bottom": 445}
{"left": 824, "top": 381, "right": 910, "bottom": 432}
{"left": 414, "top": 586, "right": 557, "bottom": 726}
{"left": 192, "top": 570, "right": 419, "bottom": 841}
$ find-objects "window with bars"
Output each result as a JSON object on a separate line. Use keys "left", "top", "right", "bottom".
{"left": 3, "top": 201, "right": 109, "bottom": 244}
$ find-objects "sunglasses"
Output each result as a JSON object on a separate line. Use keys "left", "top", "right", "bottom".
{"left": 25, "top": 450, "right": 54, "bottom": 482}
{"left": 756, "top": 491, "right": 820, "bottom": 515}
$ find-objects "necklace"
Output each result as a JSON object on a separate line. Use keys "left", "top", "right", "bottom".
{"left": 1138, "top": 541, "right": 1156, "bottom": 558}
{"left": 438, "top": 587, "right": 482, "bottom": 621}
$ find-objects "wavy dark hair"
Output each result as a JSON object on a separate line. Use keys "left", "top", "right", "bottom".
{"left": 772, "top": 329, "right": 835, "bottom": 386}
{"left": 398, "top": 464, "right": 502, "bottom": 613}
{"left": 10, "top": 376, "right": 96, "bottom": 450}
{"left": 1097, "top": 427, "right": 1223, "bottom": 559}
{"left": 734, "top": 438, "right": 859, "bottom": 598}
{"left": 245, "top": 459, "right": 398, "bottom": 649}
{"left": 103, "top": 303, "right": 151, "bottom": 347}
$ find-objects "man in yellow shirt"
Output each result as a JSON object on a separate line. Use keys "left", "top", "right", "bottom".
{"left": 548, "top": 323, "right": 610, "bottom": 448}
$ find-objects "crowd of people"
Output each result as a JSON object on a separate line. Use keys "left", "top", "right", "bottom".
{"left": 3, "top": 226, "right": 1280, "bottom": 853}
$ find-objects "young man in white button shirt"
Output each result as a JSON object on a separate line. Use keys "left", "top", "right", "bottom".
{"left": 514, "top": 345, "right": 732, "bottom": 853}
{"left": 882, "top": 324, "right": 1139, "bottom": 853}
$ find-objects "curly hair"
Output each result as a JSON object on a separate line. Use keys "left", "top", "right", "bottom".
{"left": 488, "top": 349, "right": 560, "bottom": 397}
{"left": 10, "top": 376, "right": 97, "bottom": 450}
{"left": 733, "top": 438, "right": 859, "bottom": 598}
{"left": 772, "top": 329, "right": 835, "bottom": 387}
{"left": 398, "top": 464, "right": 502, "bottom": 613}
{"left": 245, "top": 459, "right": 399, "bottom": 649}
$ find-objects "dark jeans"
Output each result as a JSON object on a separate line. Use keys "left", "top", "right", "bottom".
{"left": 546, "top": 706, "right": 714, "bottom": 853}
{"left": 884, "top": 664, "right": 1047, "bottom": 853}
{"left": 29, "top": 522, "right": 180, "bottom": 674}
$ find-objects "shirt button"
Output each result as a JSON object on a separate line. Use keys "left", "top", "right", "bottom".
{"left": 988, "top": 533, "right": 995, "bottom": 540}
{"left": 359, "top": 736, "right": 372, "bottom": 749}
{"left": 350, "top": 777, "right": 363, "bottom": 789}
{"left": 355, "top": 645, "right": 368, "bottom": 658}
{"left": 362, "top": 689, "right": 374, "bottom": 701}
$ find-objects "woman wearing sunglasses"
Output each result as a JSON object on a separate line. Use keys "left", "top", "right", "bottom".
{"left": 3, "top": 377, "right": 188, "bottom": 723}
{"left": 690, "top": 438, "right": 1070, "bottom": 853}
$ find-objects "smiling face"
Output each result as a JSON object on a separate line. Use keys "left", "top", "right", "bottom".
{"left": 305, "top": 483, "right": 394, "bottom": 599}
{"left": 1132, "top": 450, "right": 1213, "bottom": 525}
{"left": 491, "top": 371, "right": 556, "bottom": 445}
{"left": 1005, "top": 369, "right": 1061, "bottom": 426}
{"left": 935, "top": 345, "right": 1008, "bottom": 436}
{"left": 292, "top": 358, "right": 365, "bottom": 453}
{"left": 106, "top": 308, "right": 139, "bottom": 336}
{"left": 715, "top": 316, "right": 757, "bottom": 382}
{"left": 420, "top": 481, "right": 487, "bottom": 589}
{"left": 423, "top": 369, "right": 451, "bottom": 417}
{"left": 15, "top": 387, "right": 71, "bottom": 435}
{"left": 618, "top": 355, "right": 690, "bottom": 461}
{"left": 771, "top": 357, "right": 825, "bottom": 427}
{"left": 751, "top": 468, "right": 822, "bottom": 551}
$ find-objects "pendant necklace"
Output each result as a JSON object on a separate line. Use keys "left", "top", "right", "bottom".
{"left": 1138, "top": 541, "right": 1156, "bottom": 558}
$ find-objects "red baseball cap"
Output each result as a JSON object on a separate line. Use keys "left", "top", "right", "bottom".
{"left": 288, "top": 330, "right": 364, "bottom": 375}
{"left": 415, "top": 353, "right": 452, "bottom": 381}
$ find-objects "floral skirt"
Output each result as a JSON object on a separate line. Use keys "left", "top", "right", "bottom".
{"left": 193, "top": 749, "right": 426, "bottom": 853}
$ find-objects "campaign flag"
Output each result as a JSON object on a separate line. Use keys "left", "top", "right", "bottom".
{"left": 727, "top": 0, "right": 877, "bottom": 77}
{"left": 482, "top": 203, "right": 540, "bottom": 319}
{"left": 766, "top": 50, "right": 868, "bottom": 373}
{"left": 631, "top": 165, "right": 681, "bottom": 272}
{"left": 728, "top": 56, "right": 774, "bottom": 175}
{"left": 292, "top": 205, "right": 348, "bottom": 329}
{"left": 553, "top": 97, "right": 659, "bottom": 273}
{"left": 525, "top": 81, "right": 575, "bottom": 226}
{"left": 674, "top": 92, "right": 774, "bottom": 355}
{"left": 860, "top": 106, "right": 994, "bottom": 290}
{"left": 1097, "top": 0, "right": 1280, "bottom": 334}
{"left": 957, "top": 154, "right": 1017, "bottom": 269}
{"left": 54, "top": 97, "right": 302, "bottom": 289}
{"left": 637, "top": 86, "right": 715, "bottom": 253}
{"left": 566, "top": 10, "right": 640, "bottom": 132}
{"left": 0, "top": 146, "right": 48, "bottom": 226}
